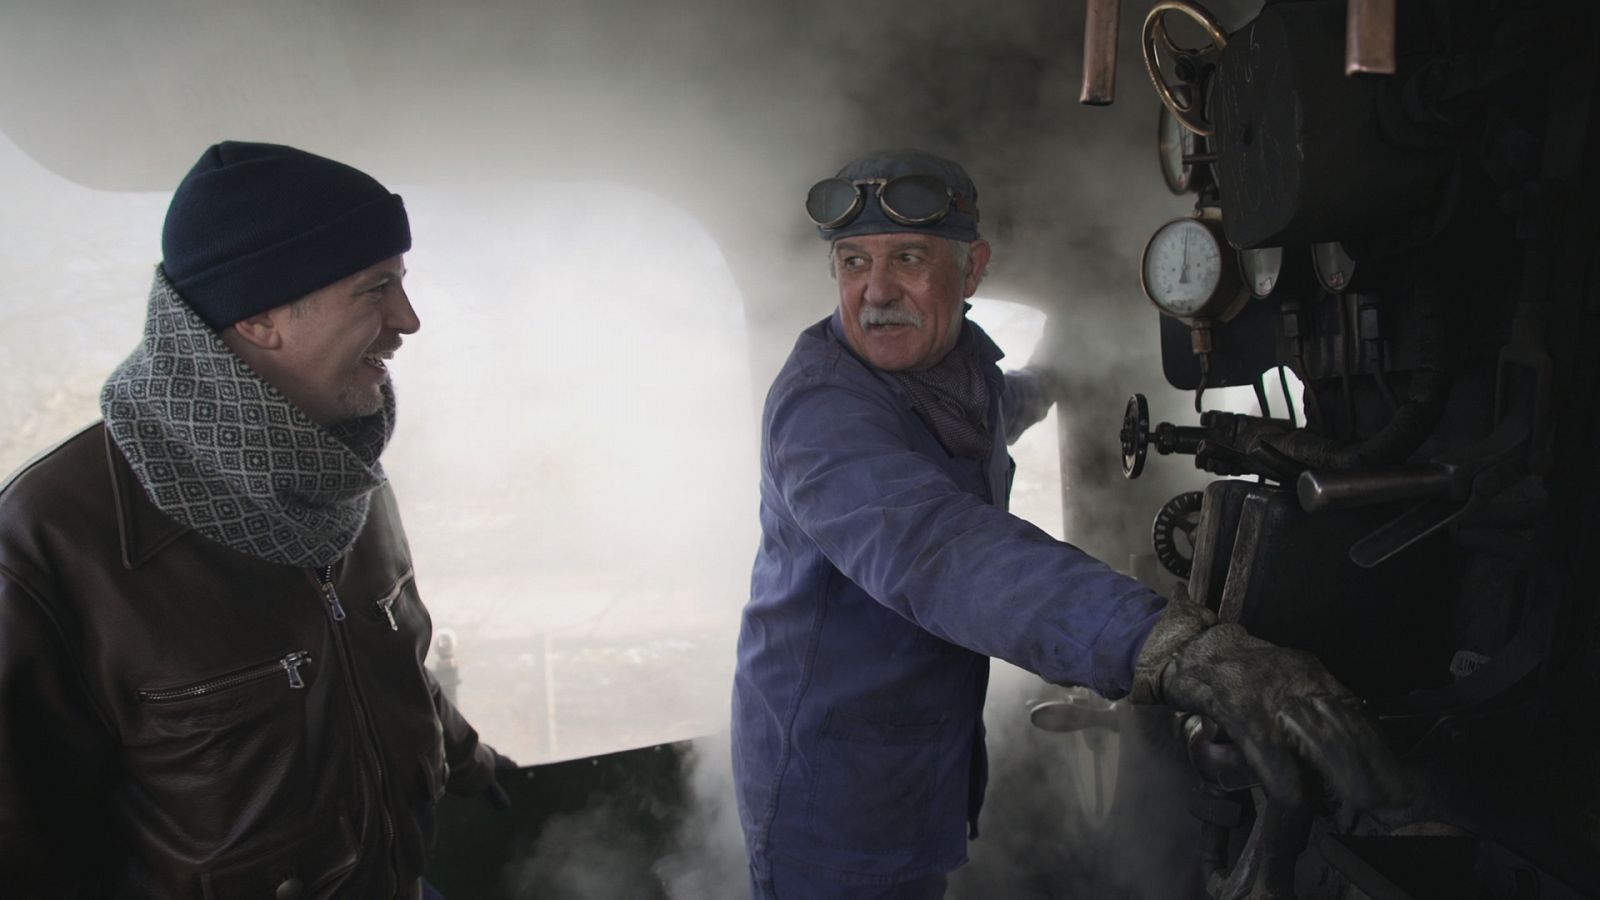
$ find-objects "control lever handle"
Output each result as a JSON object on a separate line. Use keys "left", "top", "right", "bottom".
{"left": 1297, "top": 465, "right": 1455, "bottom": 512}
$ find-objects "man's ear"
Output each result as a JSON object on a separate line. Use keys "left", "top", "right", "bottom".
{"left": 228, "top": 311, "right": 282, "bottom": 351}
{"left": 962, "top": 239, "right": 992, "bottom": 298}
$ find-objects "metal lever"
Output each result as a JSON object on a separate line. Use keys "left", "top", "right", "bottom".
{"left": 1028, "top": 694, "right": 1121, "bottom": 733}
{"left": 1297, "top": 465, "right": 1455, "bottom": 513}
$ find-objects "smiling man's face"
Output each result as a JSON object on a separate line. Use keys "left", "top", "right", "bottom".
{"left": 833, "top": 233, "right": 989, "bottom": 372}
{"left": 226, "top": 255, "right": 420, "bottom": 425}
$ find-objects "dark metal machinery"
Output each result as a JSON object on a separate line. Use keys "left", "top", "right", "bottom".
{"left": 1080, "top": 0, "right": 1600, "bottom": 897}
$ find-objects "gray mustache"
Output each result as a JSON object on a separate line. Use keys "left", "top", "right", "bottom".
{"left": 859, "top": 308, "right": 924, "bottom": 329}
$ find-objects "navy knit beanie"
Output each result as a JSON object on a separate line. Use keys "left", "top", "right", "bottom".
{"left": 161, "top": 141, "right": 412, "bottom": 329}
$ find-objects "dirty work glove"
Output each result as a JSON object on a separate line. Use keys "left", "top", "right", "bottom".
{"left": 484, "top": 748, "right": 520, "bottom": 812}
{"left": 1130, "top": 591, "right": 1411, "bottom": 810}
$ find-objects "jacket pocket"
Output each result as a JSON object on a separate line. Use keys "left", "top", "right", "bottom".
{"left": 199, "top": 812, "right": 359, "bottom": 900}
{"left": 805, "top": 708, "right": 944, "bottom": 852}
{"left": 373, "top": 568, "right": 417, "bottom": 632}
{"left": 138, "top": 651, "right": 314, "bottom": 705}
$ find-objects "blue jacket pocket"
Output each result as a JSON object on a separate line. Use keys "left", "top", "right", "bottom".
{"left": 805, "top": 708, "right": 944, "bottom": 852}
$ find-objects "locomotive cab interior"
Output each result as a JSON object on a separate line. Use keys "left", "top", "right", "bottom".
{"left": 1, "top": 0, "right": 1596, "bottom": 897}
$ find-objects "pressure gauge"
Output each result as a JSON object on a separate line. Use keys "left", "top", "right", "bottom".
{"left": 1239, "top": 247, "right": 1283, "bottom": 298}
{"left": 1140, "top": 217, "right": 1240, "bottom": 319}
{"left": 1312, "top": 241, "right": 1357, "bottom": 293}
{"left": 1157, "top": 102, "right": 1196, "bottom": 194}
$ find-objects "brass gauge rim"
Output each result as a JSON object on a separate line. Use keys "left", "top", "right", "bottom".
{"left": 1139, "top": 215, "right": 1245, "bottom": 320}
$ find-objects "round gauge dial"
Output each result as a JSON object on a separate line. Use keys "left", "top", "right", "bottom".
{"left": 1158, "top": 101, "right": 1196, "bottom": 194}
{"left": 1312, "top": 241, "right": 1357, "bottom": 293}
{"left": 1141, "top": 217, "right": 1233, "bottom": 318}
{"left": 1239, "top": 247, "right": 1283, "bottom": 298}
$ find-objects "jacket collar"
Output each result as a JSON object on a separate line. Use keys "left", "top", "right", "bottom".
{"left": 104, "top": 426, "right": 189, "bottom": 570}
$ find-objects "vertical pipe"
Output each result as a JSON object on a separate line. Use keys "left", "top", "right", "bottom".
{"left": 543, "top": 631, "right": 559, "bottom": 759}
{"left": 1081, "top": 0, "right": 1121, "bottom": 105}
{"left": 1346, "top": 0, "right": 1397, "bottom": 76}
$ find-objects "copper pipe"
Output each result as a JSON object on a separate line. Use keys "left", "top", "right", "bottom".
{"left": 1081, "top": 0, "right": 1120, "bottom": 106}
{"left": 1346, "top": 0, "right": 1397, "bottom": 75}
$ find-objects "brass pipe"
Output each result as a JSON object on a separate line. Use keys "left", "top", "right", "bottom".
{"left": 1346, "top": 0, "right": 1397, "bottom": 76}
{"left": 1081, "top": 0, "right": 1121, "bottom": 106}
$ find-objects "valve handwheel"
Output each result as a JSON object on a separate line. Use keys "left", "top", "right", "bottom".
{"left": 1152, "top": 490, "right": 1206, "bottom": 578}
{"left": 1141, "top": 0, "right": 1229, "bottom": 136}
{"left": 1121, "top": 393, "right": 1151, "bottom": 479}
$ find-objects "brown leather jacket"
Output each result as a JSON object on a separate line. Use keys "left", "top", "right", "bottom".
{"left": 0, "top": 424, "right": 496, "bottom": 899}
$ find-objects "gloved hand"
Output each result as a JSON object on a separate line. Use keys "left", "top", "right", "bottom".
{"left": 1131, "top": 590, "right": 1412, "bottom": 810}
{"left": 483, "top": 747, "right": 521, "bottom": 812}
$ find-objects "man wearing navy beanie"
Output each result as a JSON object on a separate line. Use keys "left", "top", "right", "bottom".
{"left": 0, "top": 141, "right": 510, "bottom": 899}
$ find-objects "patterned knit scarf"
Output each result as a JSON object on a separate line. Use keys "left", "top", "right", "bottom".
{"left": 100, "top": 268, "right": 394, "bottom": 568}
{"left": 890, "top": 324, "right": 992, "bottom": 460}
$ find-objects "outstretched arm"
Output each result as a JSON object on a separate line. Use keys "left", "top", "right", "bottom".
{"left": 769, "top": 379, "right": 1165, "bottom": 696}
{"left": 1001, "top": 367, "right": 1055, "bottom": 445}
{"left": 425, "top": 666, "right": 504, "bottom": 799}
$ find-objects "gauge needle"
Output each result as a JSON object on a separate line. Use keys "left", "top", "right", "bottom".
{"left": 1178, "top": 231, "right": 1190, "bottom": 284}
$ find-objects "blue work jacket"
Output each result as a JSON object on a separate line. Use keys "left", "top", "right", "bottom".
{"left": 732, "top": 311, "right": 1168, "bottom": 886}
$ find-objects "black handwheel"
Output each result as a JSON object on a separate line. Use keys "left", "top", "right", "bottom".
{"left": 1121, "top": 393, "right": 1151, "bottom": 479}
{"left": 1152, "top": 490, "right": 1206, "bottom": 578}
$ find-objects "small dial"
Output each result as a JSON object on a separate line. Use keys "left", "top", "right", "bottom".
{"left": 1141, "top": 217, "right": 1234, "bottom": 318}
{"left": 1239, "top": 246, "right": 1283, "bottom": 298}
{"left": 1152, "top": 490, "right": 1206, "bottom": 579}
{"left": 1312, "top": 241, "right": 1357, "bottom": 293}
{"left": 1158, "top": 101, "right": 1196, "bottom": 194}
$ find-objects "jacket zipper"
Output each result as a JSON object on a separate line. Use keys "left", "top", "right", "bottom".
{"left": 374, "top": 573, "right": 413, "bottom": 632}
{"left": 317, "top": 564, "right": 347, "bottom": 621}
{"left": 138, "top": 651, "right": 312, "bottom": 702}
{"left": 311, "top": 562, "right": 397, "bottom": 889}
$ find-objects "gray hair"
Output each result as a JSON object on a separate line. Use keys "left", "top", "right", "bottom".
{"left": 949, "top": 239, "right": 971, "bottom": 276}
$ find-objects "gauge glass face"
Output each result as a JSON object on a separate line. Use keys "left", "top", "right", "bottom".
{"left": 1312, "top": 241, "right": 1356, "bottom": 292}
{"left": 1158, "top": 104, "right": 1195, "bottom": 194}
{"left": 1239, "top": 247, "right": 1283, "bottom": 298}
{"left": 1142, "top": 218, "right": 1222, "bottom": 317}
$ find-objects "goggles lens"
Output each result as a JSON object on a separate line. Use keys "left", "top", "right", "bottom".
{"left": 805, "top": 175, "right": 960, "bottom": 229}
{"left": 878, "top": 175, "right": 953, "bottom": 224}
{"left": 805, "top": 178, "right": 867, "bottom": 229}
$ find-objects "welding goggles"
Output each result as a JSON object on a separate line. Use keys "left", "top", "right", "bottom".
{"left": 805, "top": 175, "right": 978, "bottom": 230}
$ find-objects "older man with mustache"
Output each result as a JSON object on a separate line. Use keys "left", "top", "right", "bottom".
{"left": 0, "top": 141, "right": 508, "bottom": 899}
{"left": 731, "top": 149, "right": 1408, "bottom": 898}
